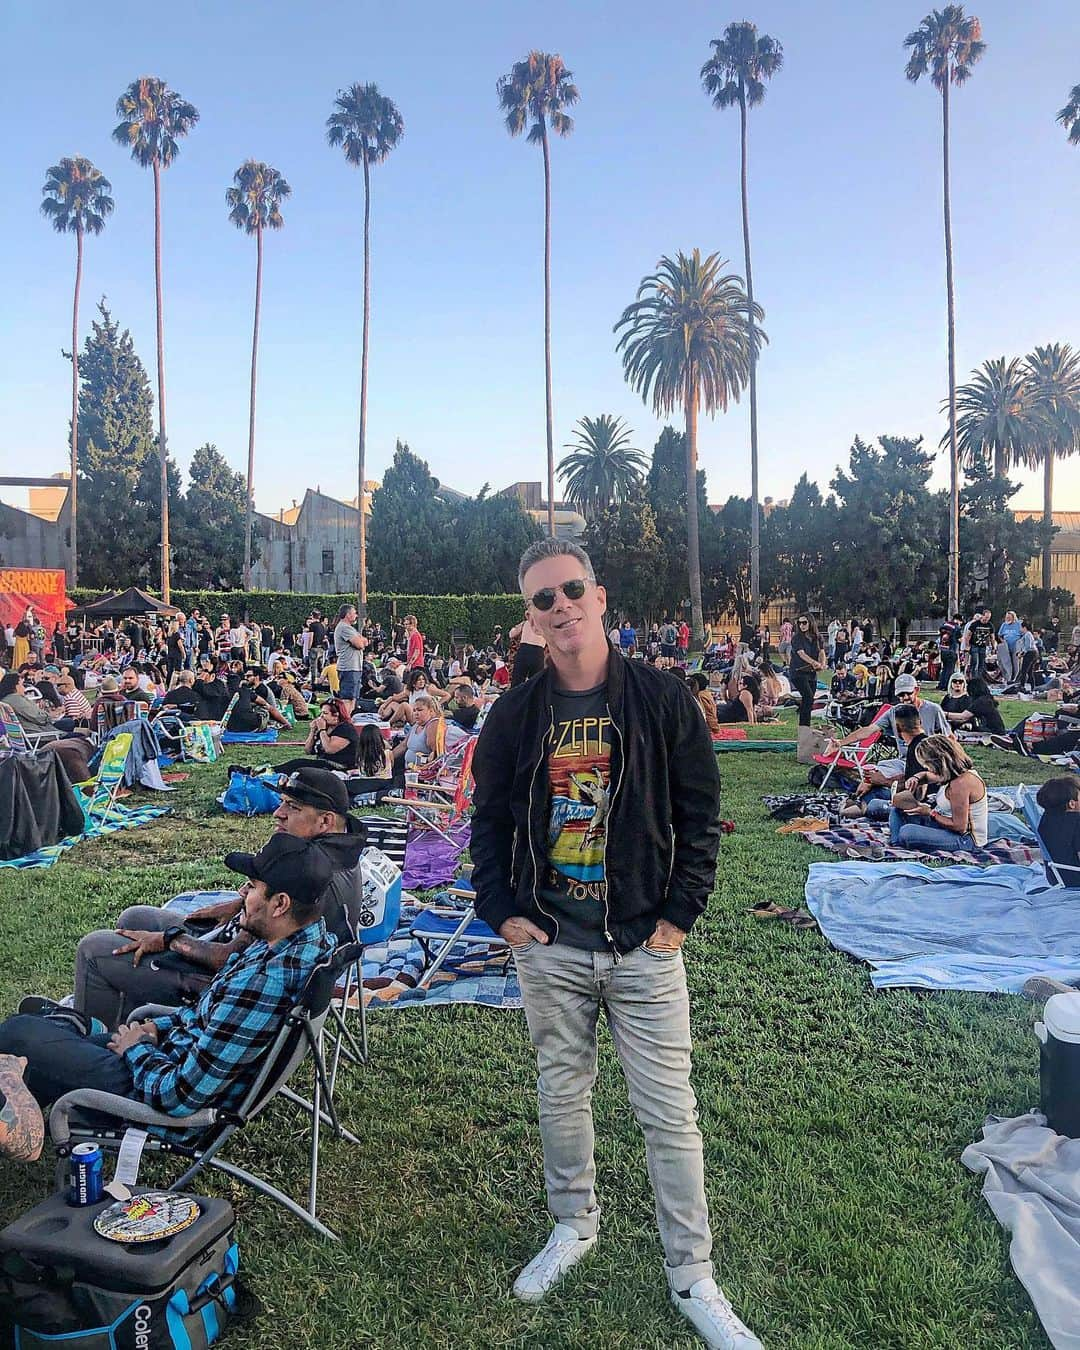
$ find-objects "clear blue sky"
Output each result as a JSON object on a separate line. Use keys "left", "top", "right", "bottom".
{"left": 2, "top": 0, "right": 1078, "bottom": 518}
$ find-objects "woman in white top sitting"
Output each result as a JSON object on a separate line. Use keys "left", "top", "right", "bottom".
{"left": 889, "top": 734, "right": 988, "bottom": 851}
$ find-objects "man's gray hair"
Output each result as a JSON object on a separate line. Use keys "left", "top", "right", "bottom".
{"left": 517, "top": 538, "right": 596, "bottom": 594}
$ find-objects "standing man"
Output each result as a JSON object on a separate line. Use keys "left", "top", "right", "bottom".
{"left": 935, "top": 615, "right": 960, "bottom": 691}
{"left": 403, "top": 614, "right": 425, "bottom": 670}
{"left": 966, "top": 607, "right": 994, "bottom": 683}
{"left": 184, "top": 610, "right": 199, "bottom": 671}
{"left": 333, "top": 603, "right": 367, "bottom": 712}
{"left": 472, "top": 540, "right": 756, "bottom": 1350}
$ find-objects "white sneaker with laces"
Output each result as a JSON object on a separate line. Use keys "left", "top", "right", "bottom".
{"left": 512, "top": 1223, "right": 597, "bottom": 1303}
{"left": 671, "top": 1277, "right": 763, "bottom": 1350}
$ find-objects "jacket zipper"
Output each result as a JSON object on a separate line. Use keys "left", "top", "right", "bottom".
{"left": 527, "top": 708, "right": 559, "bottom": 939}
{"left": 602, "top": 705, "right": 626, "bottom": 963}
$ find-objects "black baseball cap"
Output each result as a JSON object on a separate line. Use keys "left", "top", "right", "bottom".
{"left": 278, "top": 766, "right": 350, "bottom": 816}
{"left": 224, "top": 833, "right": 334, "bottom": 908}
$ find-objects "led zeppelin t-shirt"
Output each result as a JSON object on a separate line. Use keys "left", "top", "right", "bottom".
{"left": 539, "top": 684, "right": 611, "bottom": 950}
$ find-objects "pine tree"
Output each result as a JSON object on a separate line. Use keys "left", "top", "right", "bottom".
{"left": 173, "top": 443, "right": 254, "bottom": 588}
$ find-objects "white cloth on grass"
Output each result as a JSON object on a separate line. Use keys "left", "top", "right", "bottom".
{"left": 961, "top": 1111, "right": 1080, "bottom": 1350}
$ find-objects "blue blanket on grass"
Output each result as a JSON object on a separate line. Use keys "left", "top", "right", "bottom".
{"left": 805, "top": 860, "right": 1080, "bottom": 993}
{"left": 220, "top": 728, "right": 279, "bottom": 744}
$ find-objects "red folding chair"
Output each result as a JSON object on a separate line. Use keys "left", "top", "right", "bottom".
{"left": 812, "top": 703, "right": 889, "bottom": 789}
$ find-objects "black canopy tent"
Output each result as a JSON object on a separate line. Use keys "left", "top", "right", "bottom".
{"left": 69, "top": 587, "right": 181, "bottom": 620}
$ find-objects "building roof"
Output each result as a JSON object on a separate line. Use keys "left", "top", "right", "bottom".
{"left": 1015, "top": 509, "right": 1080, "bottom": 552}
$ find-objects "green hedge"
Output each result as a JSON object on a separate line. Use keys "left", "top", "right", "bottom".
{"left": 69, "top": 589, "right": 525, "bottom": 651}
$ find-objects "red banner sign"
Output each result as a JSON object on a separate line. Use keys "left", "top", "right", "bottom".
{"left": 0, "top": 568, "right": 68, "bottom": 639}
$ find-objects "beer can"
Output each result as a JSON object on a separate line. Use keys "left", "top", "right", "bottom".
{"left": 68, "top": 1143, "right": 104, "bottom": 1206}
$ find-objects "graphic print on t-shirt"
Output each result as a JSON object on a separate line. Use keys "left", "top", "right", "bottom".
{"left": 546, "top": 711, "right": 611, "bottom": 893}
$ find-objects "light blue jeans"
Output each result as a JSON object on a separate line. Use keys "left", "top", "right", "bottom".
{"left": 888, "top": 807, "right": 974, "bottom": 851}
{"left": 512, "top": 938, "right": 713, "bottom": 1293}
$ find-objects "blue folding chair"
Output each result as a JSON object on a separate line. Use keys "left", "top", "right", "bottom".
{"left": 409, "top": 876, "right": 512, "bottom": 990}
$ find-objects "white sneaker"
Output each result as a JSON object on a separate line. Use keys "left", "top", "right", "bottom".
{"left": 512, "top": 1223, "right": 597, "bottom": 1303}
{"left": 671, "top": 1277, "right": 763, "bottom": 1349}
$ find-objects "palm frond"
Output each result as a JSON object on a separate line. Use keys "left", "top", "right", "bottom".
{"left": 226, "top": 160, "right": 291, "bottom": 234}
{"left": 614, "top": 250, "right": 766, "bottom": 419}
{"left": 326, "top": 82, "right": 404, "bottom": 168}
{"left": 497, "top": 52, "right": 578, "bottom": 146}
{"left": 1057, "top": 84, "right": 1080, "bottom": 144}
{"left": 40, "top": 156, "right": 114, "bottom": 236}
{"left": 904, "top": 7, "right": 985, "bottom": 92}
{"left": 701, "top": 22, "right": 783, "bottom": 111}
{"left": 112, "top": 77, "right": 199, "bottom": 169}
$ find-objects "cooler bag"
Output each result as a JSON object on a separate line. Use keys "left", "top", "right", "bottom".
{"left": 1036, "top": 992, "right": 1080, "bottom": 1137}
{"left": 0, "top": 1189, "right": 240, "bottom": 1349}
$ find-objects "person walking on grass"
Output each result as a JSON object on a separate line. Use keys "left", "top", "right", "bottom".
{"left": 471, "top": 540, "right": 759, "bottom": 1350}
{"left": 790, "top": 614, "right": 826, "bottom": 728}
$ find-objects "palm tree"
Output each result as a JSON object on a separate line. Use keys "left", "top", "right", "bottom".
{"left": 40, "top": 157, "right": 114, "bottom": 588}
{"left": 113, "top": 77, "right": 199, "bottom": 602}
{"left": 226, "top": 161, "right": 291, "bottom": 591}
{"left": 904, "top": 6, "right": 986, "bottom": 619}
{"left": 558, "top": 415, "right": 646, "bottom": 519}
{"left": 1057, "top": 84, "right": 1080, "bottom": 143}
{"left": 614, "top": 250, "right": 765, "bottom": 644}
{"left": 327, "top": 83, "right": 404, "bottom": 620}
{"left": 1024, "top": 343, "right": 1080, "bottom": 592}
{"left": 701, "top": 22, "right": 782, "bottom": 628}
{"left": 952, "top": 357, "right": 1037, "bottom": 479}
{"left": 497, "top": 52, "right": 579, "bottom": 538}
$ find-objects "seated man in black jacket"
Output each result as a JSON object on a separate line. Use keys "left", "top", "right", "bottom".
{"left": 470, "top": 540, "right": 749, "bottom": 1348}
{"left": 193, "top": 666, "right": 230, "bottom": 721}
{"left": 67, "top": 769, "right": 366, "bottom": 1027}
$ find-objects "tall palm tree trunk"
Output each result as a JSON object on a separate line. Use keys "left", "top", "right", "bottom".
{"left": 243, "top": 224, "right": 263, "bottom": 592}
{"left": 739, "top": 84, "right": 761, "bottom": 628}
{"left": 69, "top": 225, "right": 83, "bottom": 588}
{"left": 942, "top": 81, "right": 959, "bottom": 617}
{"left": 152, "top": 159, "right": 171, "bottom": 602}
{"left": 1043, "top": 451, "right": 1054, "bottom": 593}
{"left": 541, "top": 120, "right": 556, "bottom": 538}
{"left": 685, "top": 379, "right": 704, "bottom": 646}
{"left": 357, "top": 154, "right": 371, "bottom": 620}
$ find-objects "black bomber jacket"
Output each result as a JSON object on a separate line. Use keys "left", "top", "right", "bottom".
{"left": 471, "top": 648, "right": 721, "bottom": 954}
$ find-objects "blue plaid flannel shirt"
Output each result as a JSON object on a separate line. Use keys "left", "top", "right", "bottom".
{"left": 123, "top": 918, "right": 335, "bottom": 1118}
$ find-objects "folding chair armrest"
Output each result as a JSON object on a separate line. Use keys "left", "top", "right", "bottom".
{"left": 50, "top": 1089, "right": 217, "bottom": 1148}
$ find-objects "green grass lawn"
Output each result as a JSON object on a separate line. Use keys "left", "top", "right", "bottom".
{"left": 0, "top": 702, "right": 1064, "bottom": 1348}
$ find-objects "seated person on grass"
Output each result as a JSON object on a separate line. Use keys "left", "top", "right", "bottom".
{"left": 714, "top": 672, "right": 759, "bottom": 725}
{"left": 1035, "top": 775, "right": 1080, "bottom": 887}
{"left": 828, "top": 672, "right": 951, "bottom": 752}
{"left": 69, "top": 769, "right": 366, "bottom": 1028}
{"left": 157, "top": 669, "right": 200, "bottom": 720}
{"left": 841, "top": 703, "right": 925, "bottom": 822}
{"left": 888, "top": 734, "right": 988, "bottom": 852}
{"left": 0, "top": 671, "right": 62, "bottom": 741}
{"left": 193, "top": 665, "right": 230, "bottom": 721}
{"left": 940, "top": 672, "right": 973, "bottom": 727}
{"left": 830, "top": 663, "right": 858, "bottom": 702}
{"left": 392, "top": 694, "right": 445, "bottom": 768}
{"left": 235, "top": 667, "right": 291, "bottom": 731}
{"left": 687, "top": 672, "right": 722, "bottom": 736}
{"left": 0, "top": 832, "right": 337, "bottom": 1162}
{"left": 119, "top": 666, "right": 152, "bottom": 706}
{"left": 276, "top": 698, "right": 361, "bottom": 774}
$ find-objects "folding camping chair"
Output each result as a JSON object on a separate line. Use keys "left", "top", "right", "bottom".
{"left": 0, "top": 701, "right": 52, "bottom": 752}
{"left": 1019, "top": 785, "right": 1080, "bottom": 888}
{"left": 383, "top": 735, "right": 477, "bottom": 848}
{"left": 812, "top": 704, "right": 889, "bottom": 789}
{"left": 409, "top": 874, "right": 512, "bottom": 990}
{"left": 77, "top": 732, "right": 133, "bottom": 823}
{"left": 49, "top": 941, "right": 363, "bottom": 1243}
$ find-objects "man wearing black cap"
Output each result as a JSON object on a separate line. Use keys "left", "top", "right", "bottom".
{"left": 0, "top": 834, "right": 337, "bottom": 1153}
{"left": 67, "top": 768, "right": 366, "bottom": 1028}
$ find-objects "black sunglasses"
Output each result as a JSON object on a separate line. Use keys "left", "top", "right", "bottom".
{"left": 529, "top": 578, "right": 589, "bottom": 611}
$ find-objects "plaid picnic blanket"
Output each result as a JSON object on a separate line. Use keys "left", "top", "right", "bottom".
{"left": 803, "top": 819, "right": 1040, "bottom": 868}
{"left": 0, "top": 802, "right": 170, "bottom": 871}
{"left": 354, "top": 900, "right": 521, "bottom": 1011}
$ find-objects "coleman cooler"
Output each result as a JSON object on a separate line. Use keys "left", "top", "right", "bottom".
{"left": 0, "top": 1188, "right": 238, "bottom": 1349}
{"left": 1036, "top": 992, "right": 1080, "bottom": 1138}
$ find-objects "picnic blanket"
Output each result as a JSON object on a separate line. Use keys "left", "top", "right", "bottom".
{"left": 402, "top": 821, "right": 471, "bottom": 890}
{"left": 804, "top": 860, "right": 1080, "bottom": 991}
{"left": 962, "top": 1112, "right": 1080, "bottom": 1349}
{"left": 715, "top": 740, "right": 797, "bottom": 752}
{"left": 803, "top": 819, "right": 1040, "bottom": 868}
{"left": 356, "top": 900, "right": 521, "bottom": 1010}
{"left": 0, "top": 801, "right": 170, "bottom": 871}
